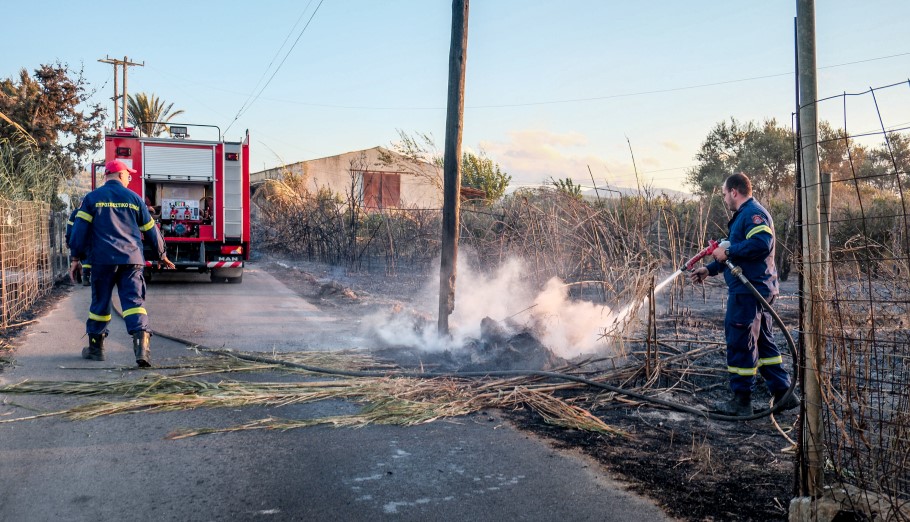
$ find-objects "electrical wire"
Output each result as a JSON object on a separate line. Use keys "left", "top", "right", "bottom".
{"left": 224, "top": 0, "right": 326, "bottom": 134}
{"left": 152, "top": 50, "right": 910, "bottom": 113}
{"left": 227, "top": 0, "right": 316, "bottom": 129}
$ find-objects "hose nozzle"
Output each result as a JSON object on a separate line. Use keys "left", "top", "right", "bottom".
{"left": 682, "top": 239, "right": 719, "bottom": 271}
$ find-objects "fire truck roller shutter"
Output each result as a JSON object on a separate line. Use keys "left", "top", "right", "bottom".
{"left": 143, "top": 145, "right": 215, "bottom": 182}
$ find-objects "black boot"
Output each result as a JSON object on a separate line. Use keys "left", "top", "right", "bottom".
{"left": 712, "top": 391, "right": 752, "bottom": 416}
{"left": 81, "top": 333, "right": 105, "bottom": 361}
{"left": 82, "top": 268, "right": 91, "bottom": 287}
{"left": 132, "top": 331, "right": 152, "bottom": 368}
{"left": 772, "top": 389, "right": 801, "bottom": 411}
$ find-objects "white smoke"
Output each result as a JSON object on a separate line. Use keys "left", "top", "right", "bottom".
{"left": 366, "top": 256, "right": 621, "bottom": 359}
{"left": 528, "top": 277, "right": 618, "bottom": 358}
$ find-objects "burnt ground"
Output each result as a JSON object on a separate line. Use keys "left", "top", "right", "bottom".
{"left": 2, "top": 259, "right": 800, "bottom": 521}
{"left": 259, "top": 255, "right": 801, "bottom": 522}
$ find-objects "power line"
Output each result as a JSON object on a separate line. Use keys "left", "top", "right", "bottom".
{"left": 233, "top": 50, "right": 910, "bottom": 111}
{"left": 228, "top": 1, "right": 316, "bottom": 130}
{"left": 467, "top": 52, "right": 910, "bottom": 109}
{"left": 225, "top": 0, "right": 325, "bottom": 134}
{"left": 152, "top": 50, "right": 910, "bottom": 113}
{"left": 98, "top": 55, "right": 144, "bottom": 128}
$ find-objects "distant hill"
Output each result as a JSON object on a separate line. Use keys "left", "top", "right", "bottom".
{"left": 582, "top": 185, "right": 694, "bottom": 201}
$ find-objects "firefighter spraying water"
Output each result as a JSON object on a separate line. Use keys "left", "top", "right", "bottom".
{"left": 653, "top": 239, "right": 724, "bottom": 295}
{"left": 627, "top": 174, "right": 800, "bottom": 418}
{"left": 687, "top": 173, "right": 799, "bottom": 416}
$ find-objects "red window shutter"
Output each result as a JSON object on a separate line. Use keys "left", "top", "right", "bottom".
{"left": 381, "top": 173, "right": 401, "bottom": 208}
{"left": 362, "top": 171, "right": 380, "bottom": 208}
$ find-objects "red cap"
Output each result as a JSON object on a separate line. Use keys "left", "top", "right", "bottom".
{"left": 104, "top": 159, "right": 137, "bottom": 175}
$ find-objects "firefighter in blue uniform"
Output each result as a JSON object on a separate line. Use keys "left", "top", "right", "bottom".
{"left": 689, "top": 173, "right": 800, "bottom": 416}
{"left": 68, "top": 160, "right": 175, "bottom": 367}
{"left": 65, "top": 198, "right": 91, "bottom": 286}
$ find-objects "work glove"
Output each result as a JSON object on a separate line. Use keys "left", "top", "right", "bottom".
{"left": 69, "top": 260, "right": 83, "bottom": 284}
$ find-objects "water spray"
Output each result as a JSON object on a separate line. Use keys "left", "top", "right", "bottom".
{"left": 652, "top": 239, "right": 730, "bottom": 295}
{"left": 615, "top": 239, "right": 729, "bottom": 325}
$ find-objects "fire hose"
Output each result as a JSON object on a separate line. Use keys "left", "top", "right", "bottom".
{"left": 113, "top": 241, "right": 798, "bottom": 423}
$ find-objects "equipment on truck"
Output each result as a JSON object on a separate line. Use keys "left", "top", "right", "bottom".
{"left": 93, "top": 123, "right": 250, "bottom": 283}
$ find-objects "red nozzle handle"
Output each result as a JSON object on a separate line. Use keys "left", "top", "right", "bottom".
{"left": 683, "top": 239, "right": 719, "bottom": 271}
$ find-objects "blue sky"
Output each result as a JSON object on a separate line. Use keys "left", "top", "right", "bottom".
{"left": 3, "top": 1, "right": 909, "bottom": 192}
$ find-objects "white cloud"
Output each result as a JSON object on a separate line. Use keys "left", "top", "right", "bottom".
{"left": 661, "top": 140, "right": 682, "bottom": 152}
{"left": 479, "top": 129, "right": 650, "bottom": 189}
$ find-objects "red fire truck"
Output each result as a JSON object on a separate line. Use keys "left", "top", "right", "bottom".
{"left": 94, "top": 123, "right": 250, "bottom": 283}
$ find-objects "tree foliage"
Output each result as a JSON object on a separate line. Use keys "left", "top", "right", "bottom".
{"left": 461, "top": 150, "right": 511, "bottom": 202}
{"left": 0, "top": 62, "right": 105, "bottom": 178}
{"left": 686, "top": 118, "right": 794, "bottom": 196}
{"left": 688, "top": 117, "right": 910, "bottom": 199}
{"left": 386, "top": 130, "right": 511, "bottom": 202}
{"left": 550, "top": 177, "right": 582, "bottom": 199}
{"left": 864, "top": 132, "right": 910, "bottom": 191}
{"left": 127, "top": 92, "right": 185, "bottom": 137}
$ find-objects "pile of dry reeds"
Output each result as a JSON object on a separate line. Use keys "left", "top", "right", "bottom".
{"left": 0, "top": 350, "right": 629, "bottom": 439}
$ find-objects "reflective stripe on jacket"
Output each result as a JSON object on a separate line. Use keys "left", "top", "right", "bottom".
{"left": 66, "top": 207, "right": 93, "bottom": 264}
{"left": 706, "top": 197, "right": 779, "bottom": 296}
{"left": 65, "top": 208, "right": 77, "bottom": 248}
{"left": 69, "top": 180, "right": 166, "bottom": 265}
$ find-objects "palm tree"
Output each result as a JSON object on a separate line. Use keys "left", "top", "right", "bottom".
{"left": 126, "top": 93, "right": 185, "bottom": 137}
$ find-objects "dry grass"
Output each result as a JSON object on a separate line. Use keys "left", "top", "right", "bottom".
{"left": 0, "top": 351, "right": 627, "bottom": 439}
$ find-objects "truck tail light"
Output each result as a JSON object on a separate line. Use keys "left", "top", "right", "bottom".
{"left": 221, "top": 245, "right": 243, "bottom": 255}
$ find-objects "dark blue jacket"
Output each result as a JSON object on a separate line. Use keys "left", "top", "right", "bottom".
{"left": 65, "top": 208, "right": 78, "bottom": 248}
{"left": 66, "top": 207, "right": 92, "bottom": 264}
{"left": 706, "top": 197, "right": 778, "bottom": 296}
{"left": 69, "top": 180, "right": 166, "bottom": 265}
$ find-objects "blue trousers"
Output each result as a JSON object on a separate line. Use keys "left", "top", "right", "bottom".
{"left": 87, "top": 264, "right": 149, "bottom": 336}
{"left": 725, "top": 293, "right": 791, "bottom": 394}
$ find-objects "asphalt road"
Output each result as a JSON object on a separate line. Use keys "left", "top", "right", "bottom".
{"left": 0, "top": 264, "right": 672, "bottom": 521}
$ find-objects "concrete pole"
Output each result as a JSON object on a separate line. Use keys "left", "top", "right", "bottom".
{"left": 796, "top": 0, "right": 825, "bottom": 498}
{"left": 99, "top": 56, "right": 143, "bottom": 130}
{"left": 113, "top": 64, "right": 120, "bottom": 129}
{"left": 438, "top": 0, "right": 469, "bottom": 336}
{"left": 122, "top": 56, "right": 129, "bottom": 131}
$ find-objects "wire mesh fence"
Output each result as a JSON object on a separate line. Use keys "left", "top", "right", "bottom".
{"left": 799, "top": 79, "right": 910, "bottom": 516}
{"left": 0, "top": 198, "right": 69, "bottom": 328}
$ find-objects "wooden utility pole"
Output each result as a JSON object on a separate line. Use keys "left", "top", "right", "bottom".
{"left": 98, "top": 56, "right": 144, "bottom": 128}
{"left": 796, "top": 0, "right": 824, "bottom": 498}
{"left": 438, "top": 0, "right": 469, "bottom": 335}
